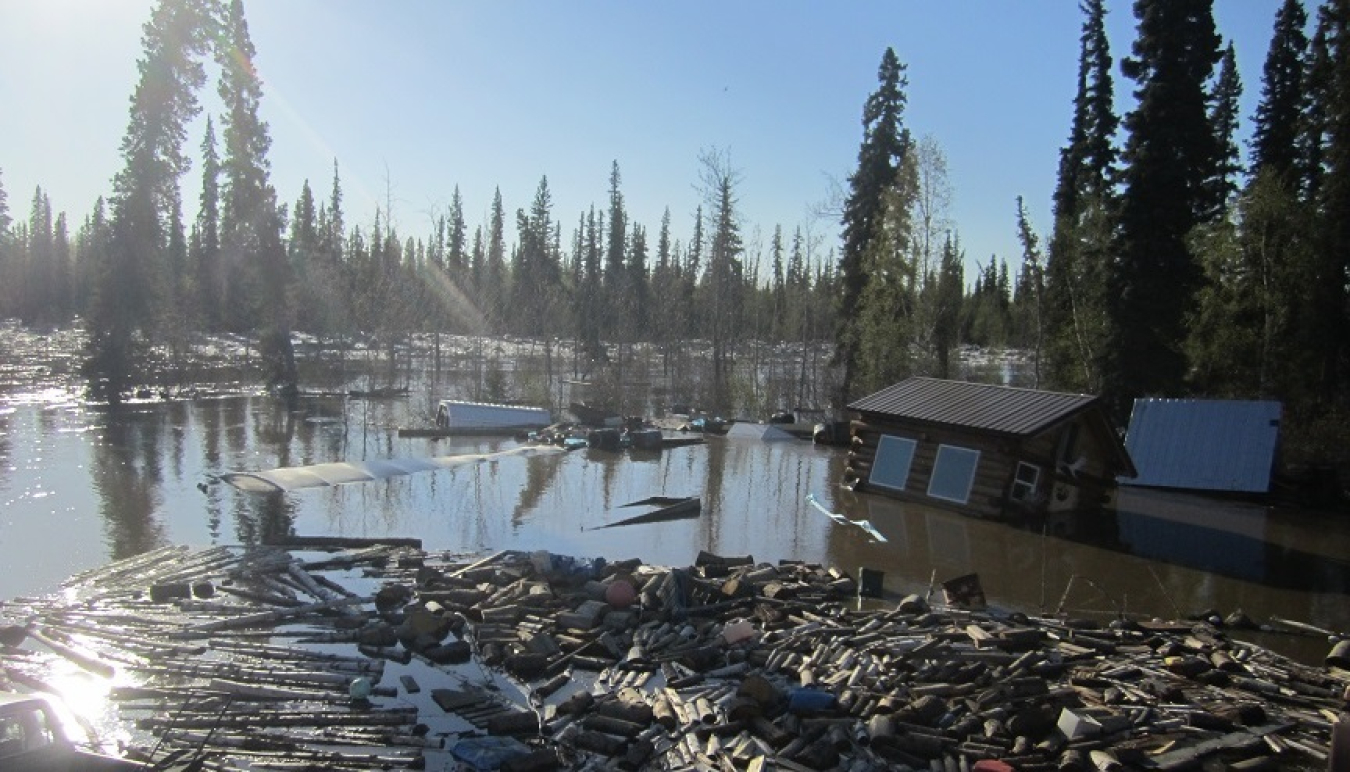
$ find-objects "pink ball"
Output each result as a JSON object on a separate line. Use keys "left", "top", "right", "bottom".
{"left": 605, "top": 579, "right": 637, "bottom": 608}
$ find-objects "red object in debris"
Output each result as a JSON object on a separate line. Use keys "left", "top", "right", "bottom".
{"left": 972, "top": 761, "right": 1014, "bottom": 772}
{"left": 605, "top": 579, "right": 637, "bottom": 608}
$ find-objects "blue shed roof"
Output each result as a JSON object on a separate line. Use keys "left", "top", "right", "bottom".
{"left": 1121, "top": 399, "right": 1281, "bottom": 493}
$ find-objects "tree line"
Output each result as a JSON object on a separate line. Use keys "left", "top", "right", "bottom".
{"left": 837, "top": 0, "right": 1350, "bottom": 466}
{"left": 1, "top": 0, "right": 1347, "bottom": 467}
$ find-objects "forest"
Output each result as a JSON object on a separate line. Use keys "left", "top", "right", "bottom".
{"left": 0, "top": 0, "right": 1347, "bottom": 469}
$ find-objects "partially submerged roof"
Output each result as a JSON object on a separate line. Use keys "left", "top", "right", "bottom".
{"left": 1121, "top": 398, "right": 1281, "bottom": 493}
{"left": 726, "top": 422, "right": 796, "bottom": 442}
{"left": 222, "top": 445, "right": 566, "bottom": 492}
{"left": 848, "top": 377, "right": 1101, "bottom": 437}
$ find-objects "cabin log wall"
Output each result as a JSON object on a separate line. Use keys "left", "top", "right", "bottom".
{"left": 850, "top": 417, "right": 1025, "bottom": 520}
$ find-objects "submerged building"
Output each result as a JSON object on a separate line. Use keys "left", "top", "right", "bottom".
{"left": 844, "top": 377, "right": 1136, "bottom": 520}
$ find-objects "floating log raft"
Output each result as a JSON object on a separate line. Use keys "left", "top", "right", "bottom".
{"left": 2, "top": 543, "right": 1349, "bottom": 771}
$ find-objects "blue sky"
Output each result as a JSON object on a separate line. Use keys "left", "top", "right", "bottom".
{"left": 1, "top": 1, "right": 1290, "bottom": 283}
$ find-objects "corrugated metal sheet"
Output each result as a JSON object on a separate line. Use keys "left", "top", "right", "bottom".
{"left": 847, "top": 377, "right": 1099, "bottom": 437}
{"left": 222, "top": 445, "right": 566, "bottom": 492}
{"left": 1121, "top": 399, "right": 1281, "bottom": 493}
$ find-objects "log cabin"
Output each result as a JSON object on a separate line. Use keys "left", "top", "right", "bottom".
{"left": 844, "top": 377, "right": 1136, "bottom": 521}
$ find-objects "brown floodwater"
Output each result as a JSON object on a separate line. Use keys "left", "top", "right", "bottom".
{"left": 2, "top": 388, "right": 1349, "bottom": 667}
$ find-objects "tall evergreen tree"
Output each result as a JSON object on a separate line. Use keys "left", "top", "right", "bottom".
{"left": 1253, "top": 0, "right": 1310, "bottom": 181}
{"left": 932, "top": 234, "right": 965, "bottom": 379}
{"left": 192, "top": 116, "right": 222, "bottom": 328}
{"left": 1206, "top": 43, "right": 1244, "bottom": 218}
{"left": 89, "top": 0, "right": 211, "bottom": 401}
{"left": 627, "top": 222, "right": 650, "bottom": 338}
{"left": 1210, "top": 1, "right": 1311, "bottom": 404}
{"left": 1014, "top": 197, "right": 1046, "bottom": 387}
{"left": 288, "top": 179, "right": 322, "bottom": 331}
{"left": 1309, "top": 0, "right": 1350, "bottom": 399}
{"left": 215, "top": 0, "right": 294, "bottom": 386}
{"left": 574, "top": 206, "right": 604, "bottom": 364}
{"left": 322, "top": 159, "right": 344, "bottom": 267}
{"left": 1101, "top": 0, "right": 1222, "bottom": 418}
{"left": 447, "top": 185, "right": 466, "bottom": 275}
{"left": 485, "top": 188, "right": 506, "bottom": 331}
{"left": 698, "top": 149, "right": 744, "bottom": 412}
{"left": 1045, "top": 0, "right": 1118, "bottom": 393}
{"left": 604, "top": 161, "right": 628, "bottom": 337}
{"left": 836, "top": 47, "right": 909, "bottom": 403}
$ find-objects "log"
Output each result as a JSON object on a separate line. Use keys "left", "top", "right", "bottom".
{"left": 177, "top": 595, "right": 374, "bottom": 635}
{"left": 27, "top": 625, "right": 115, "bottom": 678}
{"left": 269, "top": 535, "right": 423, "bottom": 550}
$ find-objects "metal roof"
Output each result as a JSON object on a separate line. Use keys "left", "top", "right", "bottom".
{"left": 1121, "top": 398, "right": 1281, "bottom": 493}
{"left": 847, "top": 377, "right": 1100, "bottom": 437}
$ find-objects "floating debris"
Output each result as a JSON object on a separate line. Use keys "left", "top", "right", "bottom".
{"left": 592, "top": 497, "right": 702, "bottom": 530}
{"left": 1, "top": 543, "right": 1347, "bottom": 771}
{"left": 807, "top": 492, "right": 888, "bottom": 543}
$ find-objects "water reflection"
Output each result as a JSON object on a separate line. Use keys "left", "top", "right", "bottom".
{"left": 2, "top": 395, "right": 1348, "bottom": 666}
{"left": 89, "top": 407, "right": 169, "bottom": 561}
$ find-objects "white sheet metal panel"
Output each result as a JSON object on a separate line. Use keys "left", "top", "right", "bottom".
{"left": 223, "top": 445, "right": 566, "bottom": 492}
{"left": 1122, "top": 399, "right": 1281, "bottom": 493}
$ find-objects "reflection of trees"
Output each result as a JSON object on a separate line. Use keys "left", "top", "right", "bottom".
{"left": 232, "top": 490, "right": 295, "bottom": 546}
{"left": 229, "top": 396, "right": 298, "bottom": 546}
{"left": 699, "top": 439, "right": 728, "bottom": 548}
{"left": 200, "top": 398, "right": 225, "bottom": 540}
{"left": 90, "top": 407, "right": 167, "bottom": 560}
{"left": 512, "top": 452, "right": 566, "bottom": 528}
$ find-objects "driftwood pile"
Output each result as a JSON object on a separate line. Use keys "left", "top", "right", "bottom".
{"left": 0, "top": 543, "right": 1347, "bottom": 771}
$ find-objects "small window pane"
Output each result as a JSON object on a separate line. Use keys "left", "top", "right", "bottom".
{"left": 928, "top": 445, "right": 980, "bottom": 504}
{"left": 870, "top": 435, "right": 917, "bottom": 491}
{"left": 1011, "top": 462, "right": 1040, "bottom": 501}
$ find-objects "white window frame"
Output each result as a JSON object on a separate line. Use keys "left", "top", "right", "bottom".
{"left": 1010, "top": 461, "right": 1040, "bottom": 501}
{"left": 927, "top": 444, "right": 980, "bottom": 504}
{"left": 869, "top": 435, "right": 918, "bottom": 492}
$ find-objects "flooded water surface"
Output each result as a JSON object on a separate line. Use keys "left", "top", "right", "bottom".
{"left": 3, "top": 388, "right": 1350, "bottom": 666}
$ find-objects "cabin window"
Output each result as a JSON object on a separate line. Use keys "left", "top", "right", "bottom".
{"left": 870, "top": 435, "right": 918, "bottom": 491}
{"left": 1010, "top": 462, "right": 1040, "bottom": 501}
{"left": 927, "top": 445, "right": 980, "bottom": 504}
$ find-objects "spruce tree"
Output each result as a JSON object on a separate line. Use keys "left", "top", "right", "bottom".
{"left": 699, "top": 150, "right": 744, "bottom": 412}
{"left": 1253, "top": 0, "right": 1310, "bottom": 181}
{"left": 1309, "top": 0, "right": 1350, "bottom": 399}
{"left": 90, "top": 0, "right": 211, "bottom": 401}
{"left": 836, "top": 47, "right": 909, "bottom": 403}
{"left": 627, "top": 222, "right": 650, "bottom": 338}
{"left": 485, "top": 188, "right": 506, "bottom": 332}
{"left": 1101, "top": 0, "right": 1222, "bottom": 419}
{"left": 215, "top": 0, "right": 294, "bottom": 387}
{"left": 1044, "top": 0, "right": 1118, "bottom": 393}
{"left": 575, "top": 206, "right": 603, "bottom": 364}
{"left": 447, "top": 185, "right": 466, "bottom": 275}
{"left": 193, "top": 116, "right": 222, "bottom": 329}
{"left": 932, "top": 234, "right": 965, "bottom": 380}
{"left": 604, "top": 161, "right": 627, "bottom": 338}
{"left": 1206, "top": 43, "right": 1244, "bottom": 219}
